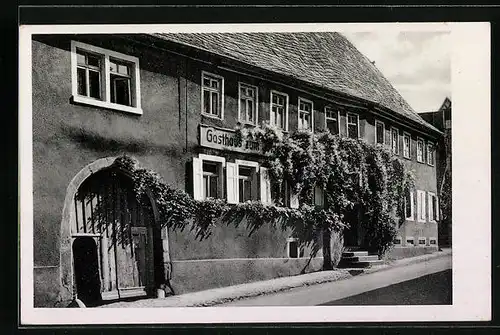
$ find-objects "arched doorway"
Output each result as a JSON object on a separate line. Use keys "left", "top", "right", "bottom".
{"left": 71, "top": 167, "right": 164, "bottom": 303}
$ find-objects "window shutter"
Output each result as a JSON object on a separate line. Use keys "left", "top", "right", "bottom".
{"left": 192, "top": 157, "right": 203, "bottom": 200}
{"left": 290, "top": 190, "right": 299, "bottom": 209}
{"left": 416, "top": 191, "right": 422, "bottom": 221}
{"left": 428, "top": 193, "right": 433, "bottom": 221}
{"left": 259, "top": 167, "right": 271, "bottom": 204}
{"left": 435, "top": 196, "right": 440, "bottom": 221}
{"left": 226, "top": 162, "right": 238, "bottom": 204}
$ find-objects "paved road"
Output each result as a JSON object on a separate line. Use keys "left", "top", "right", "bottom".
{"left": 221, "top": 255, "right": 452, "bottom": 306}
{"left": 321, "top": 269, "right": 451, "bottom": 305}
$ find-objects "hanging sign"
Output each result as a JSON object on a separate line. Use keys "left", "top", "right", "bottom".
{"left": 199, "top": 124, "right": 261, "bottom": 154}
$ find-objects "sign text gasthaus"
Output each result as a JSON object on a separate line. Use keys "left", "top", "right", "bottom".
{"left": 199, "top": 125, "right": 261, "bottom": 154}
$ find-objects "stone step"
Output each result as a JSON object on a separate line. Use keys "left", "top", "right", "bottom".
{"left": 338, "top": 259, "right": 384, "bottom": 268}
{"left": 342, "top": 251, "right": 369, "bottom": 257}
{"left": 341, "top": 255, "right": 379, "bottom": 262}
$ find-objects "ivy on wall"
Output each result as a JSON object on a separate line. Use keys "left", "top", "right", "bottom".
{"left": 113, "top": 122, "right": 414, "bottom": 269}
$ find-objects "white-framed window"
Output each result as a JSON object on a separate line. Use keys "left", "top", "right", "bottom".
{"left": 394, "top": 236, "right": 402, "bottom": 247}
{"left": 71, "top": 41, "right": 142, "bottom": 115}
{"left": 417, "top": 137, "right": 425, "bottom": 163}
{"left": 201, "top": 72, "right": 224, "bottom": 119}
{"left": 192, "top": 154, "right": 226, "bottom": 201}
{"left": 416, "top": 190, "right": 426, "bottom": 222}
{"left": 231, "top": 159, "right": 260, "bottom": 204}
{"left": 418, "top": 237, "right": 426, "bottom": 246}
{"left": 375, "top": 120, "right": 385, "bottom": 145}
{"left": 238, "top": 82, "right": 258, "bottom": 125}
{"left": 286, "top": 237, "right": 303, "bottom": 258}
{"left": 405, "top": 236, "right": 415, "bottom": 247}
{"left": 270, "top": 90, "right": 289, "bottom": 131}
{"left": 391, "top": 127, "right": 399, "bottom": 155}
{"left": 324, "top": 107, "right": 340, "bottom": 135}
{"left": 427, "top": 142, "right": 435, "bottom": 166}
{"left": 346, "top": 112, "right": 360, "bottom": 139}
{"left": 298, "top": 97, "right": 313, "bottom": 131}
{"left": 428, "top": 237, "right": 438, "bottom": 246}
{"left": 404, "top": 190, "right": 414, "bottom": 221}
{"left": 403, "top": 132, "right": 411, "bottom": 159}
{"left": 314, "top": 185, "right": 325, "bottom": 208}
{"left": 428, "top": 192, "right": 439, "bottom": 222}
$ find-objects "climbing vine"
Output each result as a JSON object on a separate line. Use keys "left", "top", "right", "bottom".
{"left": 112, "top": 122, "right": 414, "bottom": 269}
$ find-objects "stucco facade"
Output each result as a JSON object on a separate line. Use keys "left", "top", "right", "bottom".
{"left": 31, "top": 33, "right": 442, "bottom": 307}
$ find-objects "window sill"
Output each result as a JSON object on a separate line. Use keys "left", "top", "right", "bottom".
{"left": 201, "top": 112, "right": 224, "bottom": 121}
{"left": 416, "top": 159, "right": 425, "bottom": 164}
{"left": 427, "top": 163, "right": 435, "bottom": 167}
{"left": 72, "top": 95, "right": 143, "bottom": 115}
{"left": 403, "top": 155, "right": 411, "bottom": 160}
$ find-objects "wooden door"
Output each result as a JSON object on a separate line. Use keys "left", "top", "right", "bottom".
{"left": 74, "top": 169, "right": 155, "bottom": 301}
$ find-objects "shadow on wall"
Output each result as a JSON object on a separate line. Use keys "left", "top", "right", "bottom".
{"left": 60, "top": 124, "right": 184, "bottom": 157}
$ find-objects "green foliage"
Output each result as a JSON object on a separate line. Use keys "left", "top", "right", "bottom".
{"left": 114, "top": 120, "right": 413, "bottom": 261}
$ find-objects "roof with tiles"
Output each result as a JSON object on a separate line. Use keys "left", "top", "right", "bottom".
{"left": 152, "top": 32, "right": 440, "bottom": 134}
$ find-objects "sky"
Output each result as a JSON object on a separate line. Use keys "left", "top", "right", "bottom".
{"left": 343, "top": 31, "right": 451, "bottom": 113}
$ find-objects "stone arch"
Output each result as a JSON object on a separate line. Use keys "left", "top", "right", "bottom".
{"left": 57, "top": 156, "right": 171, "bottom": 305}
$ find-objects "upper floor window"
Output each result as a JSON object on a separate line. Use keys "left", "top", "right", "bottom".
{"left": 417, "top": 138, "right": 425, "bottom": 163}
{"left": 391, "top": 127, "right": 399, "bottom": 155}
{"left": 202, "top": 72, "right": 224, "bottom": 119}
{"left": 347, "top": 113, "right": 359, "bottom": 139}
{"left": 298, "top": 98, "right": 313, "bottom": 131}
{"left": 270, "top": 91, "right": 289, "bottom": 131}
{"left": 403, "top": 132, "right": 411, "bottom": 159}
{"left": 71, "top": 41, "right": 142, "bottom": 115}
{"left": 238, "top": 83, "right": 258, "bottom": 125}
{"left": 324, "top": 107, "right": 339, "bottom": 135}
{"left": 427, "top": 142, "right": 435, "bottom": 166}
{"left": 375, "top": 120, "right": 385, "bottom": 145}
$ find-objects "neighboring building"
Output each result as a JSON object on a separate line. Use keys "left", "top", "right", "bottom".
{"left": 420, "top": 97, "right": 452, "bottom": 247}
{"left": 31, "top": 32, "right": 443, "bottom": 307}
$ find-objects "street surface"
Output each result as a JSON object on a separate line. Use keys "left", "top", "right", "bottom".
{"left": 221, "top": 254, "right": 452, "bottom": 306}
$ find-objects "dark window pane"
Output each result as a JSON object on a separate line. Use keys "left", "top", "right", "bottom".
{"left": 111, "top": 75, "right": 131, "bottom": 106}
{"left": 239, "top": 179, "right": 244, "bottom": 202}
{"left": 211, "top": 79, "right": 218, "bottom": 89}
{"left": 244, "top": 180, "right": 252, "bottom": 201}
{"left": 327, "top": 120, "right": 339, "bottom": 135}
{"left": 87, "top": 54, "right": 100, "bottom": 67}
{"left": 289, "top": 241, "right": 298, "bottom": 258}
{"left": 88, "top": 70, "right": 101, "bottom": 99}
{"left": 209, "top": 176, "right": 218, "bottom": 198}
{"left": 203, "top": 90, "right": 210, "bottom": 114}
{"left": 211, "top": 92, "right": 218, "bottom": 115}
{"left": 203, "top": 78, "right": 210, "bottom": 87}
{"left": 376, "top": 123, "right": 384, "bottom": 143}
{"left": 248, "top": 102, "right": 253, "bottom": 122}
{"left": 203, "top": 162, "right": 218, "bottom": 174}
{"left": 77, "top": 67, "right": 87, "bottom": 96}
{"left": 239, "top": 166, "right": 252, "bottom": 177}
{"left": 405, "top": 192, "right": 412, "bottom": 216}
{"left": 348, "top": 125, "right": 358, "bottom": 139}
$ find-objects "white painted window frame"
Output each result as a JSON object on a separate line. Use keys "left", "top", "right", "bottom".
{"left": 237, "top": 82, "right": 258, "bottom": 125}
{"left": 393, "top": 235, "right": 403, "bottom": 248}
{"left": 418, "top": 237, "right": 427, "bottom": 247}
{"left": 403, "top": 132, "right": 411, "bottom": 159}
{"left": 427, "top": 141, "right": 436, "bottom": 166}
{"left": 201, "top": 71, "right": 225, "bottom": 120}
{"left": 427, "top": 191, "right": 439, "bottom": 222}
{"left": 234, "top": 159, "right": 260, "bottom": 203}
{"left": 346, "top": 112, "right": 360, "bottom": 139}
{"left": 70, "top": 40, "right": 142, "bottom": 115}
{"left": 416, "top": 137, "right": 425, "bottom": 163}
{"left": 270, "top": 90, "right": 289, "bottom": 131}
{"left": 297, "top": 97, "right": 314, "bottom": 132}
{"left": 405, "top": 236, "right": 415, "bottom": 247}
{"left": 324, "top": 106, "right": 340, "bottom": 135}
{"left": 405, "top": 190, "right": 415, "bottom": 221}
{"left": 286, "top": 237, "right": 301, "bottom": 258}
{"left": 198, "top": 154, "right": 226, "bottom": 200}
{"left": 428, "top": 237, "right": 438, "bottom": 247}
{"left": 391, "top": 127, "right": 399, "bottom": 155}
{"left": 375, "top": 120, "right": 385, "bottom": 145}
{"left": 416, "top": 190, "right": 427, "bottom": 222}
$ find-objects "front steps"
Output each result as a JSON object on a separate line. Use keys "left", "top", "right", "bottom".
{"left": 338, "top": 250, "right": 384, "bottom": 268}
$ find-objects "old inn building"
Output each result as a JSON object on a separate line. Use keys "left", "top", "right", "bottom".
{"left": 31, "top": 32, "right": 443, "bottom": 307}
